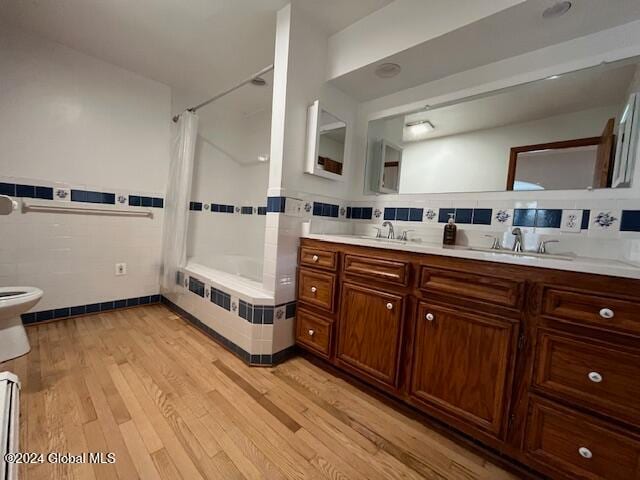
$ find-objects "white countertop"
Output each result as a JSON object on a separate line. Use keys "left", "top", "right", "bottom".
{"left": 304, "top": 234, "right": 640, "bottom": 280}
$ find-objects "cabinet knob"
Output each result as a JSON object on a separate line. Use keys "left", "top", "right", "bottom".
{"left": 386, "top": 302, "right": 393, "bottom": 310}
{"left": 310, "top": 286, "right": 317, "bottom": 293}
{"left": 599, "top": 308, "right": 614, "bottom": 319}
{"left": 308, "top": 329, "right": 315, "bottom": 336}
{"left": 588, "top": 371, "right": 603, "bottom": 383}
{"left": 578, "top": 447, "right": 593, "bottom": 459}
{"left": 312, "top": 255, "right": 319, "bottom": 262}
{"left": 425, "top": 313, "right": 435, "bottom": 321}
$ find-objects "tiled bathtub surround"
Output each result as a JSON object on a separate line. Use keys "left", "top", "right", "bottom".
{"left": 21, "top": 294, "right": 161, "bottom": 325}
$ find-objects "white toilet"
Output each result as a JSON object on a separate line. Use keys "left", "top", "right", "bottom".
{"left": 0, "top": 287, "right": 43, "bottom": 362}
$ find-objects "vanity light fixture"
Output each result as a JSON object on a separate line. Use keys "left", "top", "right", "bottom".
{"left": 542, "top": 1, "right": 571, "bottom": 19}
{"left": 374, "top": 63, "right": 401, "bottom": 78}
{"left": 406, "top": 119, "right": 434, "bottom": 134}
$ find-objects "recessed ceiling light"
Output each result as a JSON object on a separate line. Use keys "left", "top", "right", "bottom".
{"left": 542, "top": 1, "right": 571, "bottom": 19}
{"left": 546, "top": 75, "right": 560, "bottom": 80}
{"left": 251, "top": 77, "right": 267, "bottom": 86}
{"left": 374, "top": 63, "right": 401, "bottom": 78}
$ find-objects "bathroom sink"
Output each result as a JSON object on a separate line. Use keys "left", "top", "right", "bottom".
{"left": 359, "top": 236, "right": 407, "bottom": 245}
{"left": 464, "top": 246, "right": 575, "bottom": 261}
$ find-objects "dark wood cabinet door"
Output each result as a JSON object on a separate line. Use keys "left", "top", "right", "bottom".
{"left": 409, "top": 302, "right": 518, "bottom": 437}
{"left": 336, "top": 283, "right": 405, "bottom": 389}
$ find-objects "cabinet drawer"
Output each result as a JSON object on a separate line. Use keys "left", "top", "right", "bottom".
{"left": 296, "top": 309, "right": 332, "bottom": 358}
{"left": 419, "top": 266, "right": 524, "bottom": 309}
{"left": 533, "top": 330, "right": 640, "bottom": 426}
{"left": 300, "top": 247, "right": 338, "bottom": 271}
{"left": 298, "top": 268, "right": 336, "bottom": 311}
{"left": 343, "top": 254, "right": 409, "bottom": 286}
{"left": 542, "top": 287, "right": 640, "bottom": 336}
{"left": 525, "top": 398, "right": 640, "bottom": 480}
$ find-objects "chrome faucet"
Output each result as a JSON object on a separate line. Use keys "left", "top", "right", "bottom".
{"left": 512, "top": 227, "right": 524, "bottom": 252}
{"left": 381, "top": 221, "right": 395, "bottom": 239}
{"left": 537, "top": 239, "right": 559, "bottom": 254}
{"left": 484, "top": 234, "right": 502, "bottom": 250}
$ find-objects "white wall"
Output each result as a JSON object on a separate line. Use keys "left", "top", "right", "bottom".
{"left": 399, "top": 105, "right": 619, "bottom": 194}
{"left": 0, "top": 27, "right": 171, "bottom": 311}
{"left": 188, "top": 136, "right": 268, "bottom": 267}
{"left": 326, "top": 0, "right": 523, "bottom": 80}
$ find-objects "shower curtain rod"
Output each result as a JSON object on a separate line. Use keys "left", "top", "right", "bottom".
{"left": 172, "top": 64, "right": 274, "bottom": 122}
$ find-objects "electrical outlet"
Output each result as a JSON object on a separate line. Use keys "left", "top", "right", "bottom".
{"left": 115, "top": 263, "right": 127, "bottom": 276}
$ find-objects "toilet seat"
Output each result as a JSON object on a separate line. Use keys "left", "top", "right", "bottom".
{"left": 0, "top": 286, "right": 43, "bottom": 362}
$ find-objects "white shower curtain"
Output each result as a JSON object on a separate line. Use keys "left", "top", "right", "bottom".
{"left": 161, "top": 111, "right": 199, "bottom": 292}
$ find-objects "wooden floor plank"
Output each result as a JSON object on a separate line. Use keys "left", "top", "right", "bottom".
{"left": 0, "top": 304, "right": 518, "bottom": 480}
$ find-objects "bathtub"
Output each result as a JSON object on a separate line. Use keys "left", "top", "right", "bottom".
{"left": 196, "top": 254, "right": 263, "bottom": 282}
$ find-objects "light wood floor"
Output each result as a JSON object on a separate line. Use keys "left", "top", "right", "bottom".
{"left": 0, "top": 304, "right": 518, "bottom": 480}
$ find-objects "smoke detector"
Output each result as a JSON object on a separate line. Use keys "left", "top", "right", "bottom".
{"left": 542, "top": 1, "right": 571, "bottom": 19}
{"left": 374, "top": 63, "right": 401, "bottom": 79}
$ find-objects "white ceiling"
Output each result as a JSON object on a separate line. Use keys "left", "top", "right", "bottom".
{"left": 0, "top": 0, "right": 392, "bottom": 99}
{"left": 378, "top": 59, "right": 638, "bottom": 142}
{"left": 332, "top": 0, "right": 640, "bottom": 101}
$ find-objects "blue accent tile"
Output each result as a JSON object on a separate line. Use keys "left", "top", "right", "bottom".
{"left": 409, "top": 208, "right": 423, "bottom": 222}
{"left": 384, "top": 208, "right": 396, "bottom": 220}
{"left": 241, "top": 206, "right": 253, "bottom": 214}
{"left": 0, "top": 182, "right": 15, "bottom": 196}
{"left": 285, "top": 302, "right": 296, "bottom": 319}
{"left": 86, "top": 303, "right": 101, "bottom": 313}
{"left": 36, "top": 310, "right": 54, "bottom": 321}
{"left": 621, "top": 210, "right": 640, "bottom": 232}
{"left": 150, "top": 294, "right": 161, "bottom": 303}
{"left": 22, "top": 312, "right": 37, "bottom": 324}
{"left": 141, "top": 196, "right": 153, "bottom": 207}
{"left": 85, "top": 191, "right": 103, "bottom": 203}
{"left": 70, "top": 305, "right": 86, "bottom": 316}
{"left": 455, "top": 208, "right": 473, "bottom": 224}
{"left": 352, "top": 207, "right": 362, "bottom": 219}
{"left": 472, "top": 208, "right": 493, "bottom": 225}
{"left": 114, "top": 299, "right": 127, "bottom": 309}
{"left": 54, "top": 308, "right": 70, "bottom": 319}
{"left": 139, "top": 296, "right": 150, "bottom": 305}
{"left": 253, "top": 306, "right": 264, "bottom": 324}
{"left": 126, "top": 297, "right": 140, "bottom": 307}
{"left": 263, "top": 307, "right": 274, "bottom": 325}
{"left": 70, "top": 189, "right": 86, "bottom": 202}
{"left": 257, "top": 206, "right": 267, "bottom": 215}
{"left": 192, "top": 202, "right": 203, "bottom": 211}
{"left": 513, "top": 208, "right": 537, "bottom": 227}
{"left": 188, "top": 277, "right": 205, "bottom": 297}
{"left": 267, "top": 196, "right": 286, "bottom": 213}
{"left": 535, "top": 209, "right": 562, "bottom": 228}
{"left": 250, "top": 354, "right": 261, "bottom": 364}
{"left": 225, "top": 205, "right": 234, "bottom": 213}
{"left": 16, "top": 184, "right": 35, "bottom": 198}
{"left": 239, "top": 300, "right": 247, "bottom": 320}
{"left": 222, "top": 295, "right": 231, "bottom": 311}
{"left": 312, "top": 202, "right": 322, "bottom": 216}
{"left": 128, "top": 195, "right": 141, "bottom": 206}
{"left": 152, "top": 197, "right": 164, "bottom": 208}
{"left": 100, "top": 301, "right": 114, "bottom": 311}
{"left": 361, "top": 207, "right": 373, "bottom": 220}
{"left": 321, "top": 203, "right": 332, "bottom": 217}
{"left": 346, "top": 207, "right": 352, "bottom": 218}
{"left": 438, "top": 208, "right": 455, "bottom": 223}
{"left": 102, "top": 192, "right": 116, "bottom": 204}
{"left": 211, "top": 203, "right": 219, "bottom": 212}
{"left": 330, "top": 204, "right": 339, "bottom": 218}
{"left": 396, "top": 208, "right": 409, "bottom": 221}
{"left": 260, "top": 354, "right": 272, "bottom": 365}
{"left": 35, "top": 186, "right": 54, "bottom": 200}
{"left": 581, "top": 210, "right": 590, "bottom": 230}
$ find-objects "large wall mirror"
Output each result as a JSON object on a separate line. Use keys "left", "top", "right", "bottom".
{"left": 365, "top": 56, "right": 640, "bottom": 195}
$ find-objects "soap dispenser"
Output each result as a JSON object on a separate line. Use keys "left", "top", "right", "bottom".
{"left": 443, "top": 213, "right": 457, "bottom": 246}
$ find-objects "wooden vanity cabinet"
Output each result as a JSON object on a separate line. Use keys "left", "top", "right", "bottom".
{"left": 408, "top": 302, "right": 519, "bottom": 438}
{"left": 296, "top": 238, "right": 640, "bottom": 480}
